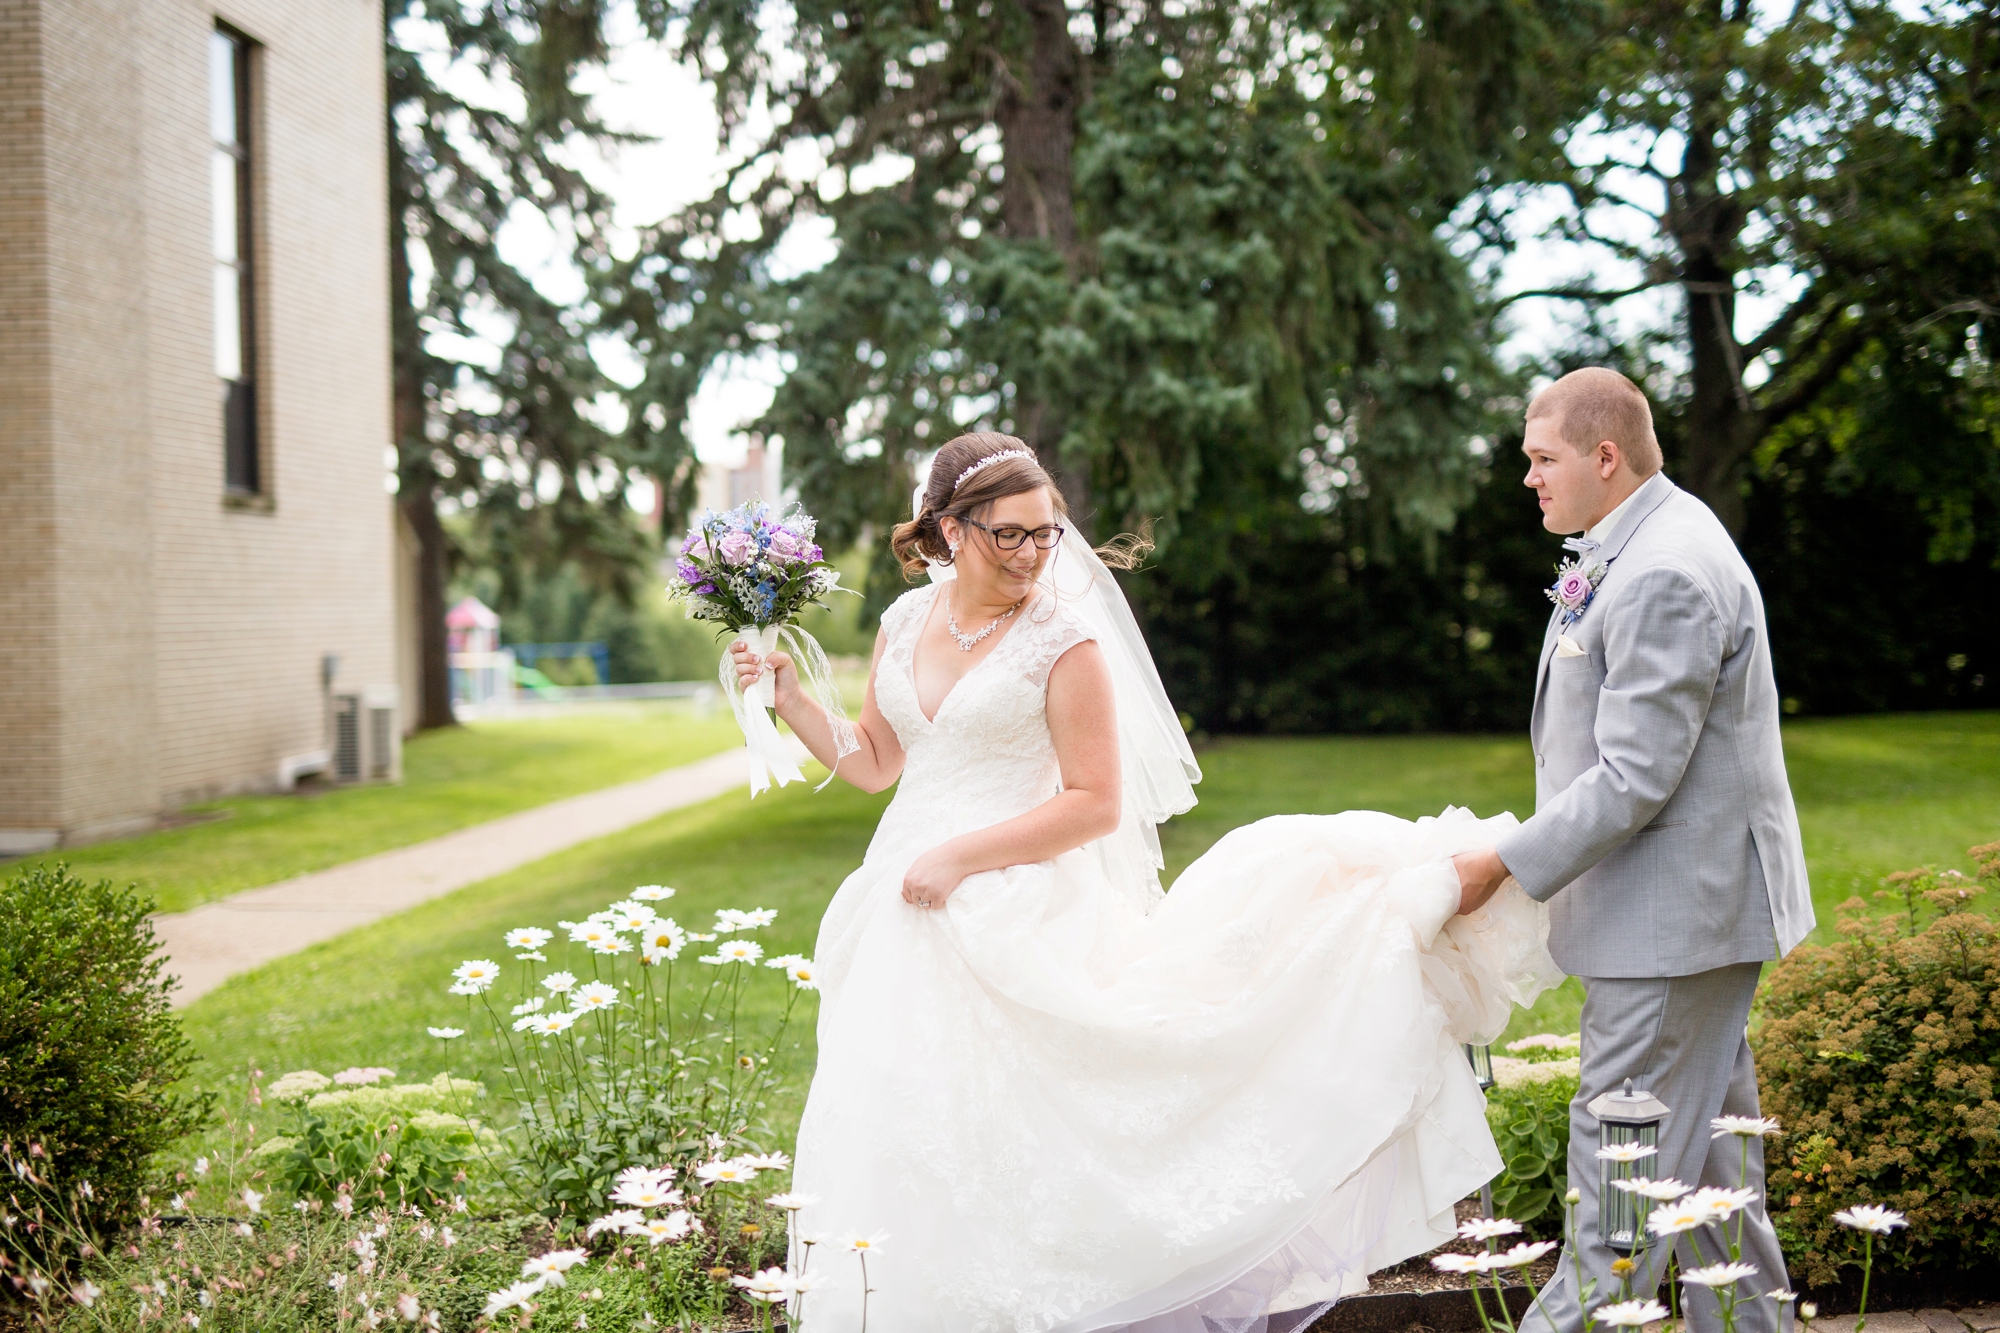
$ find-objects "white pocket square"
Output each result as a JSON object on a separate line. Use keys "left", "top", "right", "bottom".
{"left": 1554, "top": 634, "right": 1587, "bottom": 659}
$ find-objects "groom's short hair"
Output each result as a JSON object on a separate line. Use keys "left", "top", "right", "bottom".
{"left": 1527, "top": 369, "right": 1663, "bottom": 476}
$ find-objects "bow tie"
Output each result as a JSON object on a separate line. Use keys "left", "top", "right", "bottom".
{"left": 1563, "top": 536, "right": 1602, "bottom": 559}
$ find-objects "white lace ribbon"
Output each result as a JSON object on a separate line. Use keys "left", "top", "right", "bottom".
{"left": 718, "top": 623, "right": 859, "bottom": 796}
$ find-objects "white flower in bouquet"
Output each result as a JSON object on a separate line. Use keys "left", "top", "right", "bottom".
{"left": 630, "top": 885, "right": 675, "bottom": 901}
{"left": 586, "top": 1210, "right": 645, "bottom": 1239}
{"left": 1832, "top": 1204, "right": 1908, "bottom": 1234}
{"left": 1681, "top": 1262, "right": 1759, "bottom": 1289}
{"left": 1595, "top": 1142, "right": 1658, "bottom": 1164}
{"left": 571, "top": 982, "right": 619, "bottom": 1012}
{"left": 1595, "top": 1299, "right": 1671, "bottom": 1327}
{"left": 1686, "top": 1185, "right": 1758, "bottom": 1220}
{"left": 504, "top": 928, "right": 553, "bottom": 951}
{"left": 1711, "top": 1115, "right": 1782, "bottom": 1139}
{"left": 1610, "top": 1177, "right": 1693, "bottom": 1201}
{"left": 1457, "top": 1217, "right": 1520, "bottom": 1242}
{"left": 542, "top": 971, "right": 578, "bottom": 993}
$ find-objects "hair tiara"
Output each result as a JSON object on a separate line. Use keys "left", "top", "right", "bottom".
{"left": 950, "top": 449, "right": 1037, "bottom": 493}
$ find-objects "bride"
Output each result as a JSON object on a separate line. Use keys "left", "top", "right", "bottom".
{"left": 730, "top": 432, "right": 1561, "bottom": 1333}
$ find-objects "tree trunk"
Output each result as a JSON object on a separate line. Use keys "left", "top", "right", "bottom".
{"left": 996, "top": 0, "right": 1092, "bottom": 528}
{"left": 387, "top": 60, "right": 457, "bottom": 731}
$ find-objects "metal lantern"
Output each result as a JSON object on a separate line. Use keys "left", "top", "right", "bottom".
{"left": 1466, "top": 1045, "right": 1497, "bottom": 1215}
{"left": 1589, "top": 1078, "right": 1671, "bottom": 1253}
{"left": 1464, "top": 1043, "right": 1496, "bottom": 1092}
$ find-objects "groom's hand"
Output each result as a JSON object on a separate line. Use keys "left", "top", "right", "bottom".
{"left": 1453, "top": 848, "right": 1511, "bottom": 915}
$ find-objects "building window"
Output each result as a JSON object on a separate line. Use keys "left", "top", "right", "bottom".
{"left": 210, "top": 26, "right": 258, "bottom": 494}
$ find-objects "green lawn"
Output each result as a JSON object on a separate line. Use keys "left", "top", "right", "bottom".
{"left": 20, "top": 702, "right": 744, "bottom": 915}
{"left": 172, "top": 712, "right": 1998, "bottom": 1161}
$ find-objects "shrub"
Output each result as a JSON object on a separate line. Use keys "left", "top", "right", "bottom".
{"left": 1484, "top": 1035, "right": 1579, "bottom": 1237}
{"left": 257, "top": 1071, "right": 500, "bottom": 1209}
{"left": 0, "top": 865, "right": 210, "bottom": 1264}
{"left": 1756, "top": 839, "right": 2000, "bottom": 1288}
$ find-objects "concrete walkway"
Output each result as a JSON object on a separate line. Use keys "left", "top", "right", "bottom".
{"left": 155, "top": 746, "right": 781, "bottom": 1005}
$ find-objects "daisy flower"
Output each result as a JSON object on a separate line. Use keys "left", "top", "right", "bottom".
{"left": 785, "top": 960, "right": 818, "bottom": 989}
{"left": 520, "top": 1250, "right": 587, "bottom": 1288}
{"left": 701, "top": 940, "right": 765, "bottom": 966}
{"left": 542, "top": 971, "right": 578, "bottom": 994}
{"left": 609, "top": 1181, "right": 683, "bottom": 1210}
{"left": 1711, "top": 1115, "right": 1782, "bottom": 1139}
{"left": 1594, "top": 1300, "right": 1671, "bottom": 1327}
{"left": 630, "top": 885, "right": 675, "bottom": 901}
{"left": 572, "top": 981, "right": 619, "bottom": 1012}
{"left": 842, "top": 1231, "right": 889, "bottom": 1255}
{"left": 1686, "top": 1186, "right": 1758, "bottom": 1220}
{"left": 602, "top": 903, "right": 658, "bottom": 932}
{"left": 1647, "top": 1200, "right": 1718, "bottom": 1237}
{"left": 450, "top": 959, "right": 501, "bottom": 991}
{"left": 738, "top": 1151, "right": 790, "bottom": 1172}
{"left": 1595, "top": 1142, "right": 1658, "bottom": 1163}
{"left": 1457, "top": 1217, "right": 1520, "bottom": 1242}
{"left": 514, "top": 951, "right": 546, "bottom": 962}
{"left": 529, "top": 1012, "right": 578, "bottom": 1037}
{"left": 1832, "top": 1204, "right": 1908, "bottom": 1234}
{"left": 588, "top": 935, "right": 634, "bottom": 956}
{"left": 627, "top": 1213, "right": 695, "bottom": 1245}
{"left": 1610, "top": 1177, "right": 1693, "bottom": 1201}
{"left": 765, "top": 1192, "right": 819, "bottom": 1211}
{"left": 731, "top": 1267, "right": 793, "bottom": 1303}
{"left": 694, "top": 1159, "right": 759, "bottom": 1185}
{"left": 645, "top": 921, "right": 687, "bottom": 952}
{"left": 687, "top": 932, "right": 717, "bottom": 942}
{"left": 504, "top": 927, "right": 553, "bottom": 951}
{"left": 426, "top": 1027, "right": 464, "bottom": 1040}
{"left": 615, "top": 1165, "right": 675, "bottom": 1190}
{"left": 1431, "top": 1253, "right": 1499, "bottom": 1274}
{"left": 586, "top": 1210, "right": 645, "bottom": 1239}
{"left": 764, "top": 953, "right": 807, "bottom": 971}
{"left": 481, "top": 1281, "right": 543, "bottom": 1317}
{"left": 568, "top": 923, "right": 617, "bottom": 949}
{"left": 1493, "top": 1240, "right": 1560, "bottom": 1267}
{"left": 512, "top": 997, "right": 547, "bottom": 1016}
{"left": 1681, "top": 1262, "right": 1759, "bottom": 1289}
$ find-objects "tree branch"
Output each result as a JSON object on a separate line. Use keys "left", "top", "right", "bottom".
{"left": 1496, "top": 277, "right": 1672, "bottom": 308}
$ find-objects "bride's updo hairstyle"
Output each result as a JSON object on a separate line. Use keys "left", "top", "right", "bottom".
{"left": 890, "top": 432, "right": 1153, "bottom": 580}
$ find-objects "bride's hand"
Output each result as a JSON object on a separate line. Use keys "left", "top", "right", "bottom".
{"left": 902, "top": 844, "right": 969, "bottom": 911}
{"left": 730, "top": 641, "right": 800, "bottom": 708}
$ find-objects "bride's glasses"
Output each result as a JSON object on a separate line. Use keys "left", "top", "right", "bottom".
{"left": 965, "top": 520, "right": 1066, "bottom": 551}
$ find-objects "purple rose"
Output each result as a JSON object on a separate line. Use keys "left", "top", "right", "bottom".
{"left": 718, "top": 531, "right": 756, "bottom": 566}
{"left": 1555, "top": 571, "right": 1591, "bottom": 607}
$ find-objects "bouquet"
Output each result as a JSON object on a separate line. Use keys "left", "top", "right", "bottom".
{"left": 668, "top": 503, "right": 857, "bottom": 794}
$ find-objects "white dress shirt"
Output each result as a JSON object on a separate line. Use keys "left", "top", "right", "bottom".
{"left": 1583, "top": 475, "right": 1651, "bottom": 544}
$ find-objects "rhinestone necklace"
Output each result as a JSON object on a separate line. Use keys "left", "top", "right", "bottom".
{"left": 946, "top": 589, "right": 1024, "bottom": 652}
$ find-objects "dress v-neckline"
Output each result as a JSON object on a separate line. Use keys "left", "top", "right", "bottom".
{"left": 909, "top": 584, "right": 1035, "bottom": 726}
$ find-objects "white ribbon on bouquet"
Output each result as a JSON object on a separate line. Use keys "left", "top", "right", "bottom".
{"left": 719, "top": 623, "right": 858, "bottom": 796}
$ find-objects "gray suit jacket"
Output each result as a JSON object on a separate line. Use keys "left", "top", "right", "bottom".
{"left": 1494, "top": 473, "right": 1814, "bottom": 979}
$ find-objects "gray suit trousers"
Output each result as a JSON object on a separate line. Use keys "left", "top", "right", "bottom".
{"left": 1520, "top": 963, "right": 1792, "bottom": 1333}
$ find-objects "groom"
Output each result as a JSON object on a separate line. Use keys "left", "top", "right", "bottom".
{"left": 1451, "top": 368, "right": 1813, "bottom": 1332}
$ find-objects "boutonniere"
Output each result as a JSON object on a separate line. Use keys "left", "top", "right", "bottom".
{"left": 1546, "top": 540, "right": 1609, "bottom": 627}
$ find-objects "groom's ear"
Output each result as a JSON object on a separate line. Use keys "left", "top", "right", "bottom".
{"left": 1593, "top": 438, "right": 1625, "bottom": 479}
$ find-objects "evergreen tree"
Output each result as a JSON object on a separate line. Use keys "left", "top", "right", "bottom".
{"left": 388, "top": 0, "right": 642, "bottom": 728}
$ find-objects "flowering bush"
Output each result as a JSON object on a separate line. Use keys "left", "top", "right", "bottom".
{"left": 1756, "top": 839, "right": 2000, "bottom": 1289}
{"left": 256, "top": 1070, "right": 498, "bottom": 1211}
{"left": 669, "top": 503, "right": 844, "bottom": 630}
{"left": 1484, "top": 1034, "right": 1580, "bottom": 1237}
{"left": 438, "top": 886, "right": 818, "bottom": 1221}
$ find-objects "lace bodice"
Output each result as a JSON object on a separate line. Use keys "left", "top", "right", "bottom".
{"left": 867, "top": 583, "right": 1096, "bottom": 859}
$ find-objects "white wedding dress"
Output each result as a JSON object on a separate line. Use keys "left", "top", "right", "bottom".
{"left": 790, "top": 579, "right": 1560, "bottom": 1333}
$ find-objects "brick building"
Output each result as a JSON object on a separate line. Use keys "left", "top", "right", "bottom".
{"left": 0, "top": 0, "right": 411, "bottom": 852}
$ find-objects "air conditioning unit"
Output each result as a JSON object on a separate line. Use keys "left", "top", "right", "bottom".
{"left": 329, "top": 685, "right": 403, "bottom": 784}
